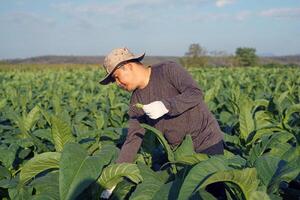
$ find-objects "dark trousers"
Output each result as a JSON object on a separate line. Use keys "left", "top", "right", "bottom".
{"left": 198, "top": 141, "right": 227, "bottom": 200}
{"left": 197, "top": 140, "right": 224, "bottom": 155}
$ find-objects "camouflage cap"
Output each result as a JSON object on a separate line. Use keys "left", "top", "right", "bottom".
{"left": 99, "top": 47, "right": 145, "bottom": 85}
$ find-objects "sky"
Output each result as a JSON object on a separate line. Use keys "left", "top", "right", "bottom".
{"left": 0, "top": 0, "right": 300, "bottom": 59}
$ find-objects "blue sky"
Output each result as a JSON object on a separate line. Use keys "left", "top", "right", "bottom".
{"left": 1, "top": 0, "right": 300, "bottom": 59}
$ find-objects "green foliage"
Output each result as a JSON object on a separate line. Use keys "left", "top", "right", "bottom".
{"left": 20, "top": 152, "right": 60, "bottom": 185}
{"left": 0, "top": 65, "right": 299, "bottom": 199}
{"left": 51, "top": 115, "right": 75, "bottom": 152}
{"left": 178, "top": 155, "right": 246, "bottom": 200}
{"left": 141, "top": 124, "right": 175, "bottom": 163}
{"left": 30, "top": 171, "right": 60, "bottom": 200}
{"left": 235, "top": 47, "right": 258, "bottom": 67}
{"left": 180, "top": 43, "right": 208, "bottom": 67}
{"left": 201, "top": 168, "right": 260, "bottom": 199}
{"left": 129, "top": 163, "right": 164, "bottom": 200}
{"left": 98, "top": 163, "right": 142, "bottom": 189}
{"left": 59, "top": 143, "right": 114, "bottom": 200}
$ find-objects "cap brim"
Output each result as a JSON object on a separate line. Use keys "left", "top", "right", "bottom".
{"left": 99, "top": 52, "right": 145, "bottom": 85}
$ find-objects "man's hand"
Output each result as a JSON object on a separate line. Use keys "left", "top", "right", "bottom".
{"left": 142, "top": 101, "right": 169, "bottom": 119}
{"left": 100, "top": 185, "right": 116, "bottom": 199}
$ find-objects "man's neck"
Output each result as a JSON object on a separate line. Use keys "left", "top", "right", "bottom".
{"left": 138, "top": 67, "right": 151, "bottom": 89}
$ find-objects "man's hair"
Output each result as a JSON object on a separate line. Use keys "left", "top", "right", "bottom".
{"left": 119, "top": 60, "right": 144, "bottom": 70}
{"left": 131, "top": 60, "right": 142, "bottom": 65}
{"left": 131, "top": 60, "right": 147, "bottom": 68}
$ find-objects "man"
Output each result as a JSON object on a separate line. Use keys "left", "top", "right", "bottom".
{"left": 99, "top": 47, "right": 224, "bottom": 199}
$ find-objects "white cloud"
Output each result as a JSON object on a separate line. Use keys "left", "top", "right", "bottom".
{"left": 52, "top": 1, "right": 173, "bottom": 30}
{"left": 185, "top": 13, "right": 230, "bottom": 22}
{"left": 260, "top": 8, "right": 300, "bottom": 19}
{"left": 54, "top": 0, "right": 168, "bottom": 16}
{"left": 1, "top": 11, "right": 56, "bottom": 27}
{"left": 235, "top": 11, "right": 252, "bottom": 21}
{"left": 53, "top": 2, "right": 120, "bottom": 15}
{"left": 215, "top": 0, "right": 236, "bottom": 8}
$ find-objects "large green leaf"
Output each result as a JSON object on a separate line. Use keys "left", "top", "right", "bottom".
{"left": 248, "top": 127, "right": 287, "bottom": 146}
{"left": 247, "top": 132, "right": 293, "bottom": 166}
{"left": 99, "top": 163, "right": 142, "bottom": 189}
{"left": 111, "top": 180, "right": 136, "bottom": 200}
{"left": 20, "top": 152, "right": 61, "bottom": 185}
{"left": 200, "top": 168, "right": 259, "bottom": 199}
{"left": 253, "top": 154, "right": 300, "bottom": 194}
{"left": 152, "top": 166, "right": 191, "bottom": 200}
{"left": 51, "top": 115, "right": 75, "bottom": 152}
{"left": 39, "top": 107, "right": 52, "bottom": 126}
{"left": 172, "top": 135, "right": 212, "bottom": 166}
{"left": 174, "top": 135, "right": 195, "bottom": 161}
{"left": 238, "top": 96, "right": 255, "bottom": 141}
{"left": 224, "top": 133, "right": 241, "bottom": 145}
{"left": 24, "top": 106, "right": 40, "bottom": 132}
{"left": 129, "top": 163, "right": 163, "bottom": 200}
{"left": 5, "top": 109, "right": 30, "bottom": 138}
{"left": 59, "top": 143, "right": 114, "bottom": 200}
{"left": 151, "top": 181, "right": 173, "bottom": 200}
{"left": 192, "top": 189, "right": 218, "bottom": 200}
{"left": 204, "top": 87, "right": 217, "bottom": 104}
{"left": 32, "top": 129, "right": 53, "bottom": 143}
{"left": 0, "top": 166, "right": 11, "bottom": 180}
{"left": 268, "top": 143, "right": 293, "bottom": 158}
{"left": 253, "top": 99, "right": 269, "bottom": 112}
{"left": 8, "top": 185, "right": 33, "bottom": 200}
{"left": 141, "top": 124, "right": 174, "bottom": 162}
{"left": 129, "top": 177, "right": 163, "bottom": 200}
{"left": 249, "top": 191, "right": 271, "bottom": 200}
{"left": 283, "top": 104, "right": 300, "bottom": 130}
{"left": 280, "top": 146, "right": 300, "bottom": 162}
{"left": 268, "top": 157, "right": 300, "bottom": 194}
{"left": 31, "top": 171, "right": 59, "bottom": 200}
{"left": 253, "top": 111, "right": 273, "bottom": 132}
{"left": 0, "top": 144, "right": 18, "bottom": 169}
{"left": 254, "top": 155, "right": 282, "bottom": 188}
{"left": 0, "top": 99, "right": 6, "bottom": 110}
{"left": 178, "top": 156, "right": 231, "bottom": 200}
{"left": 172, "top": 153, "right": 209, "bottom": 165}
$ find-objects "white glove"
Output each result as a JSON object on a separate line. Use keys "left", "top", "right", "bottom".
{"left": 100, "top": 185, "right": 116, "bottom": 199}
{"left": 142, "top": 101, "right": 169, "bottom": 119}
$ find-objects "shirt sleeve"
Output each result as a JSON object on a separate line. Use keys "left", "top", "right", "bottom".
{"left": 115, "top": 93, "right": 146, "bottom": 163}
{"left": 161, "top": 61, "right": 204, "bottom": 116}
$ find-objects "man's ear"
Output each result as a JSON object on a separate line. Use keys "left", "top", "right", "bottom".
{"left": 119, "top": 63, "right": 129, "bottom": 71}
{"left": 126, "top": 62, "right": 134, "bottom": 71}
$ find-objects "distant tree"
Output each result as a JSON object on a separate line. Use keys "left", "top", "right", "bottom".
{"left": 185, "top": 43, "right": 207, "bottom": 57}
{"left": 180, "top": 43, "right": 208, "bottom": 68}
{"left": 235, "top": 47, "right": 258, "bottom": 67}
{"left": 209, "top": 50, "right": 238, "bottom": 67}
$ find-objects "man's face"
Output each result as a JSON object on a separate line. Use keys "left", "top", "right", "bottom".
{"left": 112, "top": 63, "right": 137, "bottom": 91}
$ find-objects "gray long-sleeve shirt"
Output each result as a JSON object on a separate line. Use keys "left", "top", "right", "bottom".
{"left": 116, "top": 61, "right": 223, "bottom": 163}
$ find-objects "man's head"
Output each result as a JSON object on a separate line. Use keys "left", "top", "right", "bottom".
{"left": 111, "top": 61, "right": 146, "bottom": 91}
{"left": 99, "top": 47, "right": 145, "bottom": 86}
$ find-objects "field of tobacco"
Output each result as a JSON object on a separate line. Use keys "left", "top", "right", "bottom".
{"left": 0, "top": 65, "right": 299, "bottom": 200}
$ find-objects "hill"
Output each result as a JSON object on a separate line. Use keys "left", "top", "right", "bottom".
{"left": 1, "top": 55, "right": 300, "bottom": 66}
{"left": 2, "top": 55, "right": 180, "bottom": 66}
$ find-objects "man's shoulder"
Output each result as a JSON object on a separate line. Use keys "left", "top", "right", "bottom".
{"left": 151, "top": 60, "right": 179, "bottom": 68}
{"left": 151, "top": 61, "right": 182, "bottom": 75}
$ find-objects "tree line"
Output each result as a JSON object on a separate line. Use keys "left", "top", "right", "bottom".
{"left": 179, "top": 43, "right": 298, "bottom": 68}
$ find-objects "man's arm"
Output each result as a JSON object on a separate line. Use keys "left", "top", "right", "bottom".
{"left": 101, "top": 103, "right": 145, "bottom": 198}
{"left": 115, "top": 117, "right": 145, "bottom": 163}
{"left": 115, "top": 93, "right": 146, "bottom": 163}
{"left": 161, "top": 61, "right": 204, "bottom": 116}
